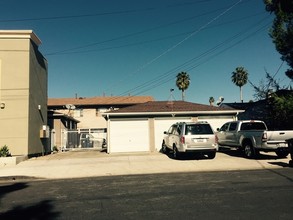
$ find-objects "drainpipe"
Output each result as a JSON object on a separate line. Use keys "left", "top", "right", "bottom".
{"left": 106, "top": 114, "right": 110, "bottom": 154}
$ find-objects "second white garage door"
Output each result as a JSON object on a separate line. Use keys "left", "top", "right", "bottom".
{"left": 108, "top": 119, "right": 149, "bottom": 153}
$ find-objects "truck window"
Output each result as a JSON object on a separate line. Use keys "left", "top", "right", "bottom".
{"left": 240, "top": 122, "right": 266, "bottom": 131}
{"left": 220, "top": 123, "right": 229, "bottom": 132}
{"left": 228, "top": 122, "right": 237, "bottom": 131}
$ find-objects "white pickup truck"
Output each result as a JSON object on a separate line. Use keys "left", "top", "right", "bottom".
{"left": 217, "top": 120, "right": 293, "bottom": 158}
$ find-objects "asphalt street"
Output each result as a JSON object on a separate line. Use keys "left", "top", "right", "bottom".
{"left": 0, "top": 169, "right": 293, "bottom": 219}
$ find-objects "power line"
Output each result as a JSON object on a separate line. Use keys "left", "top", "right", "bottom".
{"left": 0, "top": 8, "right": 155, "bottom": 23}
{"left": 45, "top": 6, "right": 230, "bottom": 56}
{"left": 107, "top": 1, "right": 243, "bottom": 96}
{"left": 109, "top": 17, "right": 272, "bottom": 100}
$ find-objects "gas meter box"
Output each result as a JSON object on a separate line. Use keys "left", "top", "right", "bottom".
{"left": 40, "top": 125, "right": 50, "bottom": 138}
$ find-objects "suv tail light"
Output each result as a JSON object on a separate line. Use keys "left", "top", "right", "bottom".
{"left": 180, "top": 136, "right": 185, "bottom": 144}
{"left": 215, "top": 134, "right": 218, "bottom": 144}
{"left": 262, "top": 132, "right": 267, "bottom": 142}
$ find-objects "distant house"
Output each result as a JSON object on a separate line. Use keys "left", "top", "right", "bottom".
{"left": 47, "top": 110, "right": 80, "bottom": 149}
{"left": 103, "top": 101, "right": 243, "bottom": 153}
{"left": 221, "top": 90, "right": 293, "bottom": 130}
{"left": 0, "top": 30, "right": 48, "bottom": 156}
{"left": 48, "top": 96, "right": 154, "bottom": 149}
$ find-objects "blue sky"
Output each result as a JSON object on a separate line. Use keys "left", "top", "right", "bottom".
{"left": 1, "top": 0, "right": 291, "bottom": 104}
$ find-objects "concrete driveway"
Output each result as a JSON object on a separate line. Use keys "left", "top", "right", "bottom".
{"left": 0, "top": 149, "right": 291, "bottom": 181}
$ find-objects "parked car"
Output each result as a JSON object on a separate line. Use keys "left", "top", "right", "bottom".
{"left": 162, "top": 122, "right": 218, "bottom": 159}
{"left": 217, "top": 120, "right": 293, "bottom": 158}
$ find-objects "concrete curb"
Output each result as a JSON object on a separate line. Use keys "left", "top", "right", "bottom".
{"left": 0, "top": 156, "right": 28, "bottom": 167}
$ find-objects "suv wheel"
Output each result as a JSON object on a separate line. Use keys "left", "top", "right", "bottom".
{"left": 173, "top": 146, "right": 180, "bottom": 159}
{"left": 206, "top": 151, "right": 216, "bottom": 159}
{"left": 161, "top": 142, "right": 169, "bottom": 154}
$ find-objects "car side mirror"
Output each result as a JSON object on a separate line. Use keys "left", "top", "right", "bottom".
{"left": 164, "top": 131, "right": 167, "bottom": 134}
{"left": 217, "top": 128, "right": 220, "bottom": 132}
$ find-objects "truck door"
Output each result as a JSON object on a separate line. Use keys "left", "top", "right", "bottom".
{"left": 226, "top": 122, "right": 238, "bottom": 146}
{"left": 217, "top": 122, "right": 230, "bottom": 145}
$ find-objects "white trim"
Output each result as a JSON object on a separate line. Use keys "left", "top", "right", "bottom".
{"left": 103, "top": 110, "right": 244, "bottom": 117}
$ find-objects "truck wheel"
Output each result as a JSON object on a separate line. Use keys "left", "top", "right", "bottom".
{"left": 275, "top": 150, "right": 289, "bottom": 158}
{"left": 173, "top": 146, "right": 180, "bottom": 159}
{"left": 243, "top": 143, "right": 256, "bottom": 159}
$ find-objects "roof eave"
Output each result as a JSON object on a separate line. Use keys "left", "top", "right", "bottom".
{"left": 103, "top": 110, "right": 244, "bottom": 117}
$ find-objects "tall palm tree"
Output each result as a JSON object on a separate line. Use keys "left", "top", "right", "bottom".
{"left": 176, "top": 72, "right": 190, "bottom": 101}
{"left": 231, "top": 67, "right": 248, "bottom": 102}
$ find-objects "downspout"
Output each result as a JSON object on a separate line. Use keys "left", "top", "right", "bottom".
{"left": 235, "top": 112, "right": 239, "bottom": 121}
{"left": 106, "top": 114, "right": 110, "bottom": 154}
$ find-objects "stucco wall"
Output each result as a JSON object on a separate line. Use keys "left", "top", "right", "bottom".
{"left": 0, "top": 31, "right": 48, "bottom": 156}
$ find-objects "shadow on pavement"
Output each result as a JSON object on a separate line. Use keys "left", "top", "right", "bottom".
{"left": 160, "top": 151, "right": 215, "bottom": 161}
{"left": 219, "top": 148, "right": 282, "bottom": 160}
{"left": 0, "top": 182, "right": 60, "bottom": 219}
{"left": 268, "top": 161, "right": 292, "bottom": 168}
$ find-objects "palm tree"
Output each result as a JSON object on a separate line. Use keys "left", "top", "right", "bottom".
{"left": 176, "top": 72, "right": 190, "bottom": 101}
{"left": 209, "top": 97, "right": 215, "bottom": 106}
{"left": 231, "top": 67, "right": 248, "bottom": 102}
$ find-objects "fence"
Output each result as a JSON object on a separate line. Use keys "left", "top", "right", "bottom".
{"left": 61, "top": 128, "right": 107, "bottom": 150}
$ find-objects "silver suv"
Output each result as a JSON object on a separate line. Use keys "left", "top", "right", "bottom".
{"left": 162, "top": 122, "right": 218, "bottom": 159}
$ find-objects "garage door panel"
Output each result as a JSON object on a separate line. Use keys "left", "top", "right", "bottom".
{"left": 109, "top": 120, "right": 149, "bottom": 153}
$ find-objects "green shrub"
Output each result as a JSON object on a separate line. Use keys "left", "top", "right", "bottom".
{"left": 0, "top": 145, "right": 11, "bottom": 157}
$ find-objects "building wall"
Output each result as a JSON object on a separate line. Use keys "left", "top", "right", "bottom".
{"left": 28, "top": 41, "right": 48, "bottom": 155}
{"left": 0, "top": 31, "right": 48, "bottom": 156}
{"left": 57, "top": 108, "right": 107, "bottom": 129}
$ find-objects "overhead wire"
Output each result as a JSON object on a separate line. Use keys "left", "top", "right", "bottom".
{"left": 106, "top": 16, "right": 272, "bottom": 101}
{"left": 99, "top": 0, "right": 254, "bottom": 103}
{"left": 45, "top": 6, "right": 230, "bottom": 56}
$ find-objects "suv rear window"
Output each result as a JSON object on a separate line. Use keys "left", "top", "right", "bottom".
{"left": 240, "top": 122, "right": 266, "bottom": 131}
{"left": 185, "top": 124, "right": 213, "bottom": 135}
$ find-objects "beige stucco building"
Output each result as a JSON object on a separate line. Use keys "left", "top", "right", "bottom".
{"left": 0, "top": 30, "right": 48, "bottom": 156}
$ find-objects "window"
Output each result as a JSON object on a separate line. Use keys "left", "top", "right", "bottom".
{"left": 220, "top": 123, "right": 229, "bottom": 132}
{"left": 74, "top": 109, "right": 83, "bottom": 117}
{"left": 240, "top": 122, "right": 266, "bottom": 131}
{"left": 96, "top": 108, "right": 108, "bottom": 117}
{"left": 228, "top": 122, "right": 237, "bottom": 131}
{"left": 185, "top": 124, "right": 213, "bottom": 135}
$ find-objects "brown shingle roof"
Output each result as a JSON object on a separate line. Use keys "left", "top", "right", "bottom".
{"left": 48, "top": 96, "right": 154, "bottom": 106}
{"left": 108, "top": 101, "right": 236, "bottom": 113}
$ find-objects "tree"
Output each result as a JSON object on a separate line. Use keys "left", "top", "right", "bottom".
{"left": 249, "top": 70, "right": 282, "bottom": 100}
{"left": 231, "top": 67, "right": 248, "bottom": 102}
{"left": 176, "top": 72, "right": 190, "bottom": 101}
{"left": 268, "top": 92, "right": 293, "bottom": 129}
{"left": 250, "top": 70, "right": 292, "bottom": 129}
{"left": 264, "top": 0, "right": 293, "bottom": 80}
{"left": 209, "top": 97, "right": 215, "bottom": 106}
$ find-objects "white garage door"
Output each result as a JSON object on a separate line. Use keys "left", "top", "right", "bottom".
{"left": 198, "top": 117, "right": 234, "bottom": 131}
{"left": 109, "top": 119, "right": 149, "bottom": 153}
{"left": 154, "top": 118, "right": 191, "bottom": 152}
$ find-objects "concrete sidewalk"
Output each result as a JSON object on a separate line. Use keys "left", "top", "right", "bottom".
{"left": 0, "top": 150, "right": 291, "bottom": 181}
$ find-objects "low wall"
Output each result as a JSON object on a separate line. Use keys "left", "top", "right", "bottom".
{"left": 0, "top": 156, "right": 28, "bottom": 167}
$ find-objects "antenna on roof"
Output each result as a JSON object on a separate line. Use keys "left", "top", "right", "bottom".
{"left": 167, "top": 89, "right": 176, "bottom": 104}
{"left": 216, "top": 96, "right": 224, "bottom": 106}
{"left": 65, "top": 104, "right": 76, "bottom": 115}
{"left": 65, "top": 104, "right": 76, "bottom": 110}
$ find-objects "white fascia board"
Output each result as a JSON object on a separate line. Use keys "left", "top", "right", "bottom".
{"left": 103, "top": 110, "right": 244, "bottom": 117}
{"left": 0, "top": 30, "right": 41, "bottom": 45}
